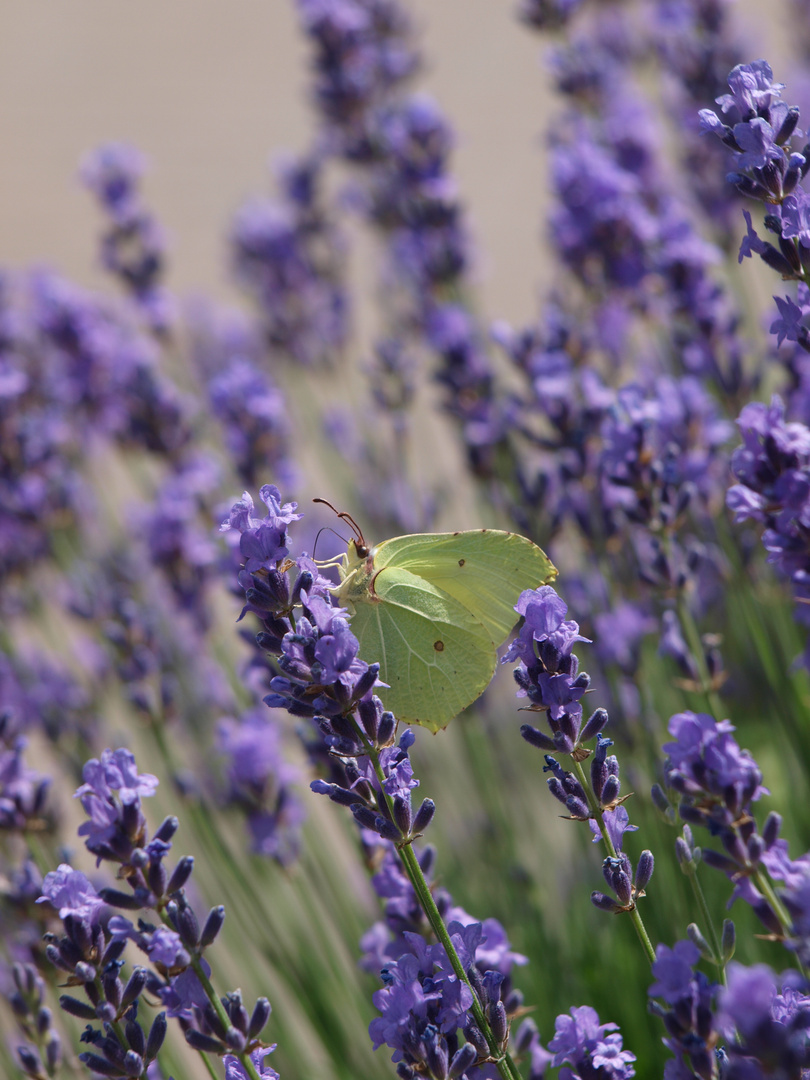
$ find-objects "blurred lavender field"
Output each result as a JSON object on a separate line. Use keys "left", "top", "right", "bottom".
{"left": 3, "top": 2, "right": 810, "bottom": 1079}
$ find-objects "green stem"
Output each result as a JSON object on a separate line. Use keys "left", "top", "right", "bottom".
{"left": 356, "top": 724, "right": 523, "bottom": 1080}
{"left": 189, "top": 954, "right": 263, "bottom": 1080}
{"left": 571, "top": 760, "right": 657, "bottom": 966}
{"left": 676, "top": 591, "right": 725, "bottom": 720}
{"left": 25, "top": 832, "right": 56, "bottom": 880}
{"left": 750, "top": 865, "right": 806, "bottom": 977}
{"left": 686, "top": 868, "right": 727, "bottom": 984}
{"left": 199, "top": 1050, "right": 221, "bottom": 1080}
{"left": 396, "top": 842, "right": 523, "bottom": 1080}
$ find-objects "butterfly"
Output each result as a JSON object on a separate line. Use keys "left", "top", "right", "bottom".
{"left": 315, "top": 501, "right": 557, "bottom": 733}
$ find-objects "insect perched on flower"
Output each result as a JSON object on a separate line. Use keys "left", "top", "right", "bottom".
{"left": 315, "top": 500, "right": 557, "bottom": 732}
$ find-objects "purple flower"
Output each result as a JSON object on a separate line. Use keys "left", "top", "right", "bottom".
{"left": 715, "top": 963, "right": 810, "bottom": 1074}
{"left": 314, "top": 619, "right": 365, "bottom": 686}
{"left": 593, "top": 603, "right": 656, "bottom": 672}
{"left": 76, "top": 748, "right": 159, "bottom": 807}
{"left": 75, "top": 747, "right": 159, "bottom": 864}
{"left": 589, "top": 805, "right": 638, "bottom": 852}
{"left": 738, "top": 209, "right": 770, "bottom": 263}
{"left": 649, "top": 940, "right": 702, "bottom": 1006}
{"left": 80, "top": 143, "right": 146, "bottom": 220}
{"left": 663, "top": 711, "right": 767, "bottom": 808}
{"left": 159, "top": 961, "right": 211, "bottom": 1020}
{"left": 648, "top": 940, "right": 718, "bottom": 1077}
{"left": 727, "top": 395, "right": 810, "bottom": 664}
{"left": 80, "top": 143, "right": 171, "bottom": 331}
{"left": 548, "top": 1005, "right": 636, "bottom": 1078}
{"left": 506, "top": 586, "right": 590, "bottom": 667}
{"left": 218, "top": 709, "right": 304, "bottom": 866}
{"left": 369, "top": 932, "right": 475, "bottom": 1067}
{"left": 715, "top": 61, "right": 785, "bottom": 123}
{"left": 221, "top": 486, "right": 302, "bottom": 574}
{"left": 224, "top": 1046, "right": 280, "bottom": 1080}
{"left": 147, "top": 927, "right": 190, "bottom": 970}
{"left": 732, "top": 117, "right": 782, "bottom": 170}
{"left": 782, "top": 191, "right": 810, "bottom": 247}
{"left": 37, "top": 865, "right": 105, "bottom": 924}
{"left": 230, "top": 155, "right": 348, "bottom": 366}
{"left": 0, "top": 737, "right": 51, "bottom": 830}
{"left": 507, "top": 586, "right": 595, "bottom": 755}
{"left": 771, "top": 292, "right": 807, "bottom": 346}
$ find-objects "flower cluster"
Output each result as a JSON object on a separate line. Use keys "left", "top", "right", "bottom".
{"left": 295, "top": 0, "right": 504, "bottom": 477}
{"left": 717, "top": 963, "right": 810, "bottom": 1077}
{"left": 217, "top": 708, "right": 305, "bottom": 866}
{"left": 727, "top": 395, "right": 810, "bottom": 662}
{"left": 660, "top": 709, "right": 810, "bottom": 961}
{"left": 700, "top": 61, "right": 810, "bottom": 353}
{"left": 506, "top": 585, "right": 654, "bottom": 918}
{"left": 222, "top": 485, "right": 432, "bottom": 848}
{"left": 9, "top": 962, "right": 63, "bottom": 1080}
{"left": 224, "top": 488, "right": 560, "bottom": 1075}
{"left": 81, "top": 143, "right": 172, "bottom": 333}
{"left": 231, "top": 153, "right": 349, "bottom": 366}
{"left": 359, "top": 836, "right": 547, "bottom": 1079}
{"left": 37, "top": 748, "right": 272, "bottom": 1078}
{"left": 648, "top": 939, "right": 719, "bottom": 1078}
{"left": 546, "top": 1005, "right": 636, "bottom": 1078}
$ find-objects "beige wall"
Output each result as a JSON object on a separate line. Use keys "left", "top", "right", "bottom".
{"left": 0, "top": 2, "right": 556, "bottom": 329}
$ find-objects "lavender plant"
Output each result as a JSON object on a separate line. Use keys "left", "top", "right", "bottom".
{"left": 5, "top": 4, "right": 810, "bottom": 1080}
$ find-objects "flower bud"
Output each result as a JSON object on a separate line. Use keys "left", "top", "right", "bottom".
{"left": 145, "top": 1012, "right": 167, "bottom": 1062}
{"left": 248, "top": 998, "right": 272, "bottom": 1039}
{"left": 634, "top": 850, "right": 654, "bottom": 891}
{"left": 412, "top": 798, "right": 435, "bottom": 835}
{"left": 200, "top": 906, "right": 226, "bottom": 948}
{"left": 166, "top": 856, "right": 195, "bottom": 895}
{"left": 686, "top": 923, "right": 713, "bottom": 960}
{"left": 721, "top": 919, "right": 736, "bottom": 963}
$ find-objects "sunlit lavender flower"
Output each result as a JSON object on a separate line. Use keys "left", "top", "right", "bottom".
{"left": 295, "top": 0, "right": 418, "bottom": 159}
{"left": 715, "top": 963, "right": 810, "bottom": 1075}
{"left": 700, "top": 61, "right": 810, "bottom": 303}
{"left": 505, "top": 585, "right": 593, "bottom": 754}
{"left": 231, "top": 153, "right": 348, "bottom": 366}
{"left": 75, "top": 747, "right": 159, "bottom": 864}
{"left": 38, "top": 748, "right": 272, "bottom": 1074}
{"left": 727, "top": 395, "right": 810, "bottom": 661}
{"left": 648, "top": 939, "right": 718, "bottom": 1077}
{"left": 660, "top": 710, "right": 806, "bottom": 940}
{"left": 137, "top": 454, "right": 221, "bottom": 624}
{"left": 547, "top": 1005, "right": 636, "bottom": 1078}
{"left": 8, "top": 962, "right": 63, "bottom": 1080}
{"left": 224, "top": 1045, "right": 280, "bottom": 1080}
{"left": 0, "top": 733, "right": 51, "bottom": 833}
{"left": 506, "top": 585, "right": 653, "bottom": 917}
{"left": 217, "top": 708, "right": 305, "bottom": 866}
{"left": 81, "top": 143, "right": 172, "bottom": 333}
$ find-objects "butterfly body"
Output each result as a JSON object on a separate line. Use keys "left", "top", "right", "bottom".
{"left": 335, "top": 529, "right": 557, "bottom": 732}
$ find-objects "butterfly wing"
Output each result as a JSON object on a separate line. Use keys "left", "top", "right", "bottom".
{"left": 372, "top": 530, "right": 557, "bottom": 645}
{"left": 349, "top": 565, "right": 497, "bottom": 733}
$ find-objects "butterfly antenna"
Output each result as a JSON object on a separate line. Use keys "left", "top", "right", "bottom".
{"left": 312, "top": 525, "right": 348, "bottom": 560}
{"left": 313, "top": 498, "right": 366, "bottom": 547}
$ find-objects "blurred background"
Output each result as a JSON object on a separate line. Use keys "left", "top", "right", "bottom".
{"left": 1, "top": 3, "right": 806, "bottom": 1079}
{"left": 1, "top": 2, "right": 560, "bottom": 329}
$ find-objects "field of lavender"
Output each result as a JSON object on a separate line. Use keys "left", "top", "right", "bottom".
{"left": 3, "top": 1, "right": 810, "bottom": 1078}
